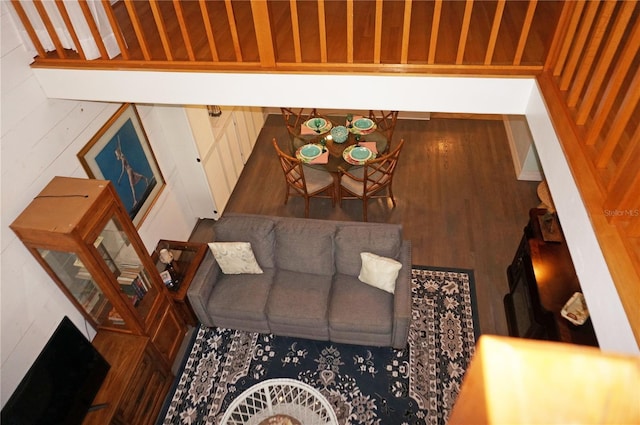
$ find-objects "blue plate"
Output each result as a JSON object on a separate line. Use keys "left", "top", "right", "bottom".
{"left": 353, "top": 118, "right": 374, "bottom": 130}
{"left": 300, "top": 144, "right": 321, "bottom": 159}
{"left": 350, "top": 146, "right": 372, "bottom": 161}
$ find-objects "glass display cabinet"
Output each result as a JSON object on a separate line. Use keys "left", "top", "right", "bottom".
{"left": 10, "top": 176, "right": 186, "bottom": 365}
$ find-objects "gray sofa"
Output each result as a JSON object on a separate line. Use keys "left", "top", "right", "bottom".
{"left": 187, "top": 213, "right": 412, "bottom": 349}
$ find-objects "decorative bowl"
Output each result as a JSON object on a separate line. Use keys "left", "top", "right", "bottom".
{"left": 330, "top": 125, "right": 349, "bottom": 143}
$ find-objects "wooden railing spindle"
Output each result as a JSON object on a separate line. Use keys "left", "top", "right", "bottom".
{"left": 54, "top": 0, "right": 85, "bottom": 59}
{"left": 560, "top": 0, "right": 600, "bottom": 91}
{"left": 400, "top": 0, "right": 413, "bottom": 64}
{"left": 149, "top": 0, "right": 173, "bottom": 61}
{"left": 199, "top": 0, "right": 219, "bottom": 62}
{"left": 595, "top": 71, "right": 640, "bottom": 168}
{"left": 513, "top": 0, "right": 537, "bottom": 66}
{"left": 288, "top": 0, "right": 302, "bottom": 63}
{"left": 374, "top": 0, "right": 383, "bottom": 64}
{"left": 347, "top": 0, "right": 354, "bottom": 63}
{"left": 250, "top": 0, "right": 275, "bottom": 67}
{"left": 100, "top": 0, "right": 129, "bottom": 60}
{"left": 428, "top": 0, "right": 442, "bottom": 64}
{"left": 10, "top": 0, "right": 47, "bottom": 58}
{"left": 456, "top": 0, "right": 474, "bottom": 65}
{"left": 586, "top": 18, "right": 640, "bottom": 146}
{"left": 173, "top": 0, "right": 195, "bottom": 61}
{"left": 577, "top": 1, "right": 635, "bottom": 125}
{"left": 33, "top": 0, "right": 66, "bottom": 58}
{"left": 566, "top": 0, "right": 616, "bottom": 107}
{"left": 224, "top": 0, "right": 243, "bottom": 62}
{"left": 485, "top": 0, "right": 505, "bottom": 65}
{"left": 78, "top": 0, "right": 108, "bottom": 59}
{"left": 317, "top": 0, "right": 327, "bottom": 63}
{"left": 552, "top": 1, "right": 585, "bottom": 77}
{"left": 123, "top": 0, "right": 151, "bottom": 61}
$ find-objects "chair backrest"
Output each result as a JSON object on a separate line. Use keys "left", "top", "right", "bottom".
{"left": 272, "top": 138, "right": 309, "bottom": 195}
{"left": 368, "top": 110, "right": 399, "bottom": 143}
{"left": 361, "top": 138, "right": 405, "bottom": 194}
{"left": 280, "top": 108, "right": 319, "bottom": 135}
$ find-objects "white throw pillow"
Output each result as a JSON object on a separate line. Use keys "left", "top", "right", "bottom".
{"left": 358, "top": 252, "right": 402, "bottom": 294}
{"left": 208, "top": 242, "right": 263, "bottom": 275}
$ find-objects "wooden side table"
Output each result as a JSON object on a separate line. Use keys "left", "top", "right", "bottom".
{"left": 152, "top": 240, "right": 208, "bottom": 326}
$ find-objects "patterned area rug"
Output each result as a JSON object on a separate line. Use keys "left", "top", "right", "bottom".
{"left": 158, "top": 266, "right": 479, "bottom": 425}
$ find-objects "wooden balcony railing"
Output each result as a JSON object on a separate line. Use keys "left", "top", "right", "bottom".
{"left": 538, "top": 1, "right": 640, "bottom": 344}
{"left": 10, "top": 1, "right": 640, "bottom": 345}
{"left": 12, "top": 0, "right": 563, "bottom": 74}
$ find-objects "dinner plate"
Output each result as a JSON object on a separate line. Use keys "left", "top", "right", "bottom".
{"left": 299, "top": 144, "right": 322, "bottom": 160}
{"left": 353, "top": 118, "right": 375, "bottom": 131}
{"left": 349, "top": 146, "right": 372, "bottom": 161}
{"left": 342, "top": 145, "right": 376, "bottom": 165}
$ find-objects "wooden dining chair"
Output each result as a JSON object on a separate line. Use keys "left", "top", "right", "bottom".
{"left": 272, "top": 138, "right": 335, "bottom": 218}
{"left": 280, "top": 108, "right": 319, "bottom": 136}
{"left": 368, "top": 110, "right": 399, "bottom": 148}
{"left": 338, "top": 139, "right": 405, "bottom": 222}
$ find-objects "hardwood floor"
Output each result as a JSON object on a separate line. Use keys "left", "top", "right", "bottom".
{"left": 196, "top": 114, "right": 540, "bottom": 337}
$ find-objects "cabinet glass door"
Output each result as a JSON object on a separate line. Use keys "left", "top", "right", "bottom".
{"left": 99, "top": 216, "right": 158, "bottom": 328}
{"left": 37, "top": 247, "right": 115, "bottom": 326}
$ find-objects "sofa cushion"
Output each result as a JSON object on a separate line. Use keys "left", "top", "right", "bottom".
{"left": 266, "top": 269, "right": 332, "bottom": 331}
{"left": 207, "top": 269, "right": 275, "bottom": 324}
{"left": 208, "top": 242, "right": 263, "bottom": 274}
{"left": 329, "top": 273, "right": 393, "bottom": 334}
{"left": 358, "top": 252, "right": 402, "bottom": 293}
{"left": 214, "top": 215, "right": 276, "bottom": 268}
{"left": 335, "top": 224, "right": 402, "bottom": 276}
{"left": 274, "top": 220, "right": 335, "bottom": 276}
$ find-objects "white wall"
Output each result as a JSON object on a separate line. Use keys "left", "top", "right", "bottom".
{"left": 0, "top": 3, "right": 200, "bottom": 406}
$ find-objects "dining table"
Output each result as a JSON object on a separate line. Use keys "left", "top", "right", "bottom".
{"left": 289, "top": 115, "right": 388, "bottom": 173}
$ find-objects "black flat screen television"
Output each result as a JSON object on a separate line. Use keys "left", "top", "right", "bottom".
{"left": 1, "top": 316, "right": 110, "bottom": 425}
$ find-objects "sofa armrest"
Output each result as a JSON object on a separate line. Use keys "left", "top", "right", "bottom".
{"left": 392, "top": 240, "right": 412, "bottom": 349}
{"left": 187, "top": 250, "right": 220, "bottom": 327}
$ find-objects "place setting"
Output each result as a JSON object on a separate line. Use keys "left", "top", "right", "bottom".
{"left": 300, "top": 117, "right": 332, "bottom": 136}
{"left": 347, "top": 116, "right": 377, "bottom": 135}
{"left": 342, "top": 143, "right": 377, "bottom": 165}
{"left": 296, "top": 142, "right": 329, "bottom": 164}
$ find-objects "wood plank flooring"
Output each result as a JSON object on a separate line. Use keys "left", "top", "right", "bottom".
{"left": 194, "top": 114, "right": 540, "bottom": 337}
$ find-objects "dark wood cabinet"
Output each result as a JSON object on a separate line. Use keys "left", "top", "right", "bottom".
{"left": 82, "top": 331, "right": 172, "bottom": 425}
{"left": 504, "top": 209, "right": 598, "bottom": 346}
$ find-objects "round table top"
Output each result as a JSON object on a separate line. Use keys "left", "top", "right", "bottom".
{"left": 290, "top": 117, "right": 388, "bottom": 172}
{"left": 220, "top": 378, "right": 338, "bottom": 425}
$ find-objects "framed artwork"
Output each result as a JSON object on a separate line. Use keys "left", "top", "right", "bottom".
{"left": 78, "top": 103, "right": 165, "bottom": 228}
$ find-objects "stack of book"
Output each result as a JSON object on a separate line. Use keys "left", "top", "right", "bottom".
{"left": 117, "top": 265, "right": 151, "bottom": 307}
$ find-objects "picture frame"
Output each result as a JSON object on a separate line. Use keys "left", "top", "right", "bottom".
{"left": 78, "top": 103, "right": 165, "bottom": 228}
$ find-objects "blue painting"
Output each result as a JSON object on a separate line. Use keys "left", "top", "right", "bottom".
{"left": 94, "top": 118, "right": 157, "bottom": 220}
